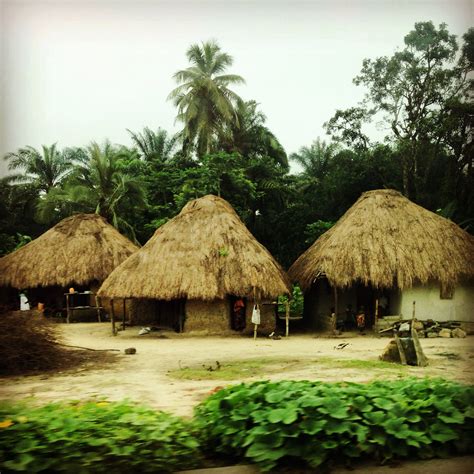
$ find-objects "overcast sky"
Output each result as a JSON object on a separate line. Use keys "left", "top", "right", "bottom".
{"left": 0, "top": 0, "right": 472, "bottom": 176}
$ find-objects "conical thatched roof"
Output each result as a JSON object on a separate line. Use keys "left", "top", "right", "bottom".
{"left": 0, "top": 214, "right": 139, "bottom": 289}
{"left": 289, "top": 189, "right": 474, "bottom": 290}
{"left": 98, "top": 195, "right": 291, "bottom": 300}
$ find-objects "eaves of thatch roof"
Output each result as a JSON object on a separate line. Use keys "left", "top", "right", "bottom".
{"left": 98, "top": 195, "right": 291, "bottom": 300}
{"left": 0, "top": 214, "right": 139, "bottom": 289}
{"left": 289, "top": 189, "right": 474, "bottom": 290}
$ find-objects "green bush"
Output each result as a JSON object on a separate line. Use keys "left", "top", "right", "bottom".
{"left": 0, "top": 401, "right": 201, "bottom": 473}
{"left": 195, "top": 379, "right": 474, "bottom": 471}
{"left": 278, "top": 285, "right": 304, "bottom": 316}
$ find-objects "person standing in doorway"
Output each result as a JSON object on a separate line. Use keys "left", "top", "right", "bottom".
{"left": 356, "top": 306, "right": 366, "bottom": 334}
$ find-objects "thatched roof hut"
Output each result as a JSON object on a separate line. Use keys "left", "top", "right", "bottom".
{"left": 0, "top": 214, "right": 139, "bottom": 289}
{"left": 98, "top": 195, "right": 291, "bottom": 301}
{"left": 289, "top": 189, "right": 474, "bottom": 291}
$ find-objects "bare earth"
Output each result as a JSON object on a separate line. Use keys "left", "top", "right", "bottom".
{"left": 1, "top": 323, "right": 473, "bottom": 417}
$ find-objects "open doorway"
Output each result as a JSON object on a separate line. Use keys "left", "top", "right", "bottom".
{"left": 229, "top": 296, "right": 247, "bottom": 331}
{"left": 153, "top": 299, "right": 185, "bottom": 332}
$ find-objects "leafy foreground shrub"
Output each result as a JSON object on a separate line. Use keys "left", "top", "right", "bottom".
{"left": 0, "top": 401, "right": 200, "bottom": 473}
{"left": 195, "top": 378, "right": 474, "bottom": 471}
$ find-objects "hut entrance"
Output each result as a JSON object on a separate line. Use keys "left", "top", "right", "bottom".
{"left": 153, "top": 299, "right": 185, "bottom": 332}
{"left": 355, "top": 285, "right": 375, "bottom": 328}
{"left": 355, "top": 285, "right": 393, "bottom": 329}
{"left": 229, "top": 296, "right": 247, "bottom": 331}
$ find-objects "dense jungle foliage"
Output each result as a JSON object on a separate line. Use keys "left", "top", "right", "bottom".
{"left": 1, "top": 22, "right": 473, "bottom": 268}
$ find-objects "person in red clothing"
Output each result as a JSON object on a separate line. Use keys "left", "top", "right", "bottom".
{"left": 232, "top": 298, "right": 246, "bottom": 331}
{"left": 356, "top": 306, "right": 366, "bottom": 334}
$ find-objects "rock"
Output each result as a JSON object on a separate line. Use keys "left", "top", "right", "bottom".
{"left": 380, "top": 340, "right": 401, "bottom": 363}
{"left": 427, "top": 331, "right": 438, "bottom": 338}
{"left": 439, "top": 328, "right": 452, "bottom": 338}
{"left": 412, "top": 320, "right": 424, "bottom": 331}
{"left": 124, "top": 347, "right": 137, "bottom": 354}
{"left": 452, "top": 328, "right": 467, "bottom": 338}
{"left": 398, "top": 322, "right": 410, "bottom": 332}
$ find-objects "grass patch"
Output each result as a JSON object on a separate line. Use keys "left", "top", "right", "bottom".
{"left": 321, "top": 357, "right": 407, "bottom": 370}
{"left": 167, "top": 356, "right": 407, "bottom": 381}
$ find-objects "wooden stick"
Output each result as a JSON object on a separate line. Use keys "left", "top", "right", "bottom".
{"left": 375, "top": 298, "right": 379, "bottom": 324}
{"left": 66, "top": 293, "right": 71, "bottom": 324}
{"left": 411, "top": 325, "right": 428, "bottom": 367}
{"left": 333, "top": 286, "right": 338, "bottom": 320}
{"left": 96, "top": 294, "right": 102, "bottom": 323}
{"left": 122, "top": 298, "right": 126, "bottom": 330}
{"left": 412, "top": 301, "right": 416, "bottom": 321}
{"left": 285, "top": 300, "right": 290, "bottom": 337}
{"left": 111, "top": 298, "right": 116, "bottom": 335}
{"left": 179, "top": 300, "right": 184, "bottom": 333}
{"left": 253, "top": 323, "right": 257, "bottom": 340}
{"left": 394, "top": 333, "right": 407, "bottom": 365}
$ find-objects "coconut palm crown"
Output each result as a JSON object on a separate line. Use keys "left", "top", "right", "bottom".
{"left": 168, "top": 40, "right": 245, "bottom": 157}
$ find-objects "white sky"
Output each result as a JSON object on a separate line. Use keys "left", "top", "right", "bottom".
{"left": 0, "top": 0, "right": 472, "bottom": 176}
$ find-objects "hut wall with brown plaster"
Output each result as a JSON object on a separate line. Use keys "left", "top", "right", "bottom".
{"left": 125, "top": 297, "right": 277, "bottom": 335}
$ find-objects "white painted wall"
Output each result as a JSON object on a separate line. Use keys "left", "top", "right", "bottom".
{"left": 394, "top": 282, "right": 474, "bottom": 322}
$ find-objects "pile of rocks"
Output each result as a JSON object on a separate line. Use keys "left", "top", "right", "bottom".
{"left": 378, "top": 318, "right": 467, "bottom": 338}
{"left": 427, "top": 326, "right": 466, "bottom": 338}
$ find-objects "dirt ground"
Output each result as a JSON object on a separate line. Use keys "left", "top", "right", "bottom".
{"left": 1, "top": 323, "right": 473, "bottom": 416}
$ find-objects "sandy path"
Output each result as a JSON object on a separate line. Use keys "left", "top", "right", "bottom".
{"left": 1, "top": 323, "right": 473, "bottom": 416}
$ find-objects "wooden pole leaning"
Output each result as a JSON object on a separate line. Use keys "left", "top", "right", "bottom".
{"left": 66, "top": 293, "right": 71, "bottom": 324}
{"left": 95, "top": 294, "right": 102, "bottom": 323}
{"left": 111, "top": 298, "right": 116, "bottom": 335}
{"left": 122, "top": 298, "right": 126, "bottom": 330}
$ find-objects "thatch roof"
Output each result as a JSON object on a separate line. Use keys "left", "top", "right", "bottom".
{"left": 98, "top": 195, "right": 291, "bottom": 300}
{"left": 289, "top": 189, "right": 474, "bottom": 290}
{"left": 0, "top": 214, "right": 139, "bottom": 289}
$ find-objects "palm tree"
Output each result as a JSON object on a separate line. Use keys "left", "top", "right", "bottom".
{"left": 127, "top": 127, "right": 177, "bottom": 164}
{"left": 290, "top": 139, "right": 340, "bottom": 181}
{"left": 37, "top": 142, "right": 146, "bottom": 240}
{"left": 4, "top": 144, "right": 76, "bottom": 193}
{"left": 72, "top": 142, "right": 146, "bottom": 225}
{"left": 221, "top": 100, "right": 288, "bottom": 168}
{"left": 168, "top": 40, "right": 245, "bottom": 157}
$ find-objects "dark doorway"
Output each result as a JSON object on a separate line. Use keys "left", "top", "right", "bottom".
{"left": 229, "top": 296, "right": 247, "bottom": 331}
{"left": 154, "top": 299, "right": 185, "bottom": 332}
{"left": 355, "top": 285, "right": 376, "bottom": 328}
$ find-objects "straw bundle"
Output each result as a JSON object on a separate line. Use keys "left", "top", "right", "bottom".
{"left": 98, "top": 195, "right": 291, "bottom": 300}
{"left": 289, "top": 190, "right": 474, "bottom": 290}
{"left": 0, "top": 214, "right": 138, "bottom": 289}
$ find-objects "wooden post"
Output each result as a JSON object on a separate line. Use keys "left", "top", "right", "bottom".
{"left": 111, "top": 299, "right": 116, "bottom": 335}
{"left": 412, "top": 301, "right": 416, "bottom": 321}
{"left": 178, "top": 300, "right": 184, "bottom": 333}
{"left": 375, "top": 298, "right": 379, "bottom": 325}
{"left": 122, "top": 298, "right": 126, "bottom": 330}
{"left": 394, "top": 333, "right": 407, "bottom": 365}
{"left": 411, "top": 325, "right": 428, "bottom": 367}
{"left": 253, "top": 324, "right": 257, "bottom": 340}
{"left": 66, "top": 293, "right": 71, "bottom": 324}
{"left": 95, "top": 294, "right": 102, "bottom": 323}
{"left": 285, "top": 300, "right": 290, "bottom": 337}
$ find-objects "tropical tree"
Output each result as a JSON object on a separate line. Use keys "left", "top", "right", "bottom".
{"left": 3, "top": 144, "right": 78, "bottom": 193}
{"left": 168, "top": 40, "right": 245, "bottom": 157}
{"left": 325, "top": 21, "right": 471, "bottom": 199}
{"left": 127, "top": 127, "right": 177, "bottom": 164}
{"left": 290, "top": 138, "right": 339, "bottom": 182}
{"left": 221, "top": 100, "right": 288, "bottom": 168}
{"left": 37, "top": 142, "right": 146, "bottom": 240}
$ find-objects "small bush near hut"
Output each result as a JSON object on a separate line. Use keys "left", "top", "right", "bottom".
{"left": 195, "top": 379, "right": 474, "bottom": 471}
{"left": 0, "top": 312, "right": 66, "bottom": 375}
{"left": 0, "top": 401, "right": 201, "bottom": 473}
